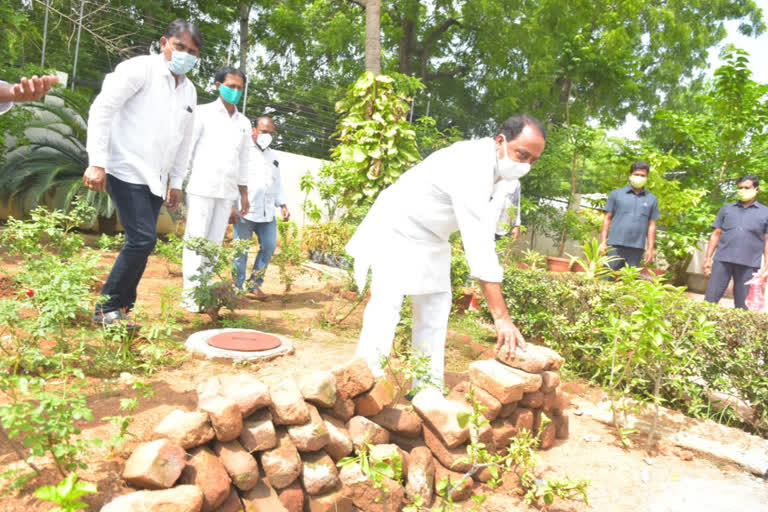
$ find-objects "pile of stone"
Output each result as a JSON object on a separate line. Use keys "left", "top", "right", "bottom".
{"left": 102, "top": 344, "right": 568, "bottom": 512}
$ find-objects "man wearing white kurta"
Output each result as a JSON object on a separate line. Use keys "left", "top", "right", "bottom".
{"left": 182, "top": 66, "right": 251, "bottom": 309}
{"left": 83, "top": 19, "right": 202, "bottom": 327}
{"left": 232, "top": 116, "right": 290, "bottom": 299}
{"left": 347, "top": 115, "right": 547, "bottom": 389}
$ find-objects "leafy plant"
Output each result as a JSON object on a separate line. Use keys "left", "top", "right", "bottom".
{"left": 271, "top": 220, "right": 305, "bottom": 292}
{"left": 96, "top": 233, "right": 125, "bottom": 251}
{"left": 184, "top": 237, "right": 252, "bottom": 323}
{"left": 33, "top": 473, "right": 97, "bottom": 512}
{"left": 521, "top": 248, "right": 546, "bottom": 270}
{"left": 102, "top": 381, "right": 155, "bottom": 453}
{"left": 566, "top": 238, "right": 622, "bottom": 279}
{"left": 154, "top": 233, "right": 185, "bottom": 276}
{"left": 0, "top": 89, "right": 114, "bottom": 218}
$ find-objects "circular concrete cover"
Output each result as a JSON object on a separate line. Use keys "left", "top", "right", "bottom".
{"left": 208, "top": 331, "right": 282, "bottom": 352}
{"left": 185, "top": 328, "right": 293, "bottom": 361}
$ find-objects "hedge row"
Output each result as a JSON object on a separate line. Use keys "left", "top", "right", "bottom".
{"left": 488, "top": 268, "right": 768, "bottom": 437}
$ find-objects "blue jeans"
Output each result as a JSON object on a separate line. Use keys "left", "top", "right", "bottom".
{"left": 97, "top": 175, "right": 164, "bottom": 313}
{"left": 232, "top": 217, "right": 277, "bottom": 290}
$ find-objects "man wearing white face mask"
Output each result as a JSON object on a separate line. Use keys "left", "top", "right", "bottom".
{"left": 232, "top": 116, "right": 290, "bottom": 300}
{"left": 83, "top": 19, "right": 202, "bottom": 328}
{"left": 347, "top": 115, "right": 547, "bottom": 389}
{"left": 599, "top": 160, "right": 660, "bottom": 272}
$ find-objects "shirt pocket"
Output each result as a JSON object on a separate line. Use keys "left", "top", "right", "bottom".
{"left": 636, "top": 201, "right": 652, "bottom": 218}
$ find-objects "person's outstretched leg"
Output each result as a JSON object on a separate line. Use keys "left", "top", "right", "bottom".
{"left": 248, "top": 219, "right": 277, "bottom": 290}
{"left": 411, "top": 291, "right": 452, "bottom": 391}
{"left": 98, "top": 175, "right": 163, "bottom": 315}
{"left": 355, "top": 270, "right": 404, "bottom": 378}
{"left": 704, "top": 260, "right": 733, "bottom": 305}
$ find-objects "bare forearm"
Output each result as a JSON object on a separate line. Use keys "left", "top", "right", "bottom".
{"left": 479, "top": 280, "right": 509, "bottom": 321}
{"left": 705, "top": 231, "right": 721, "bottom": 260}
{"left": 647, "top": 223, "right": 656, "bottom": 251}
{"left": 0, "top": 84, "right": 13, "bottom": 103}
{"left": 238, "top": 185, "right": 248, "bottom": 199}
{"left": 600, "top": 215, "right": 612, "bottom": 245}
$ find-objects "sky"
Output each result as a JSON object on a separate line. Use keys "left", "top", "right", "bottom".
{"left": 609, "top": 0, "right": 768, "bottom": 139}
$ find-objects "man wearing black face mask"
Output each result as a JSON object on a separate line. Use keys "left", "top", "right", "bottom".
{"left": 347, "top": 114, "right": 546, "bottom": 389}
{"left": 83, "top": 19, "right": 203, "bottom": 328}
{"left": 231, "top": 116, "right": 290, "bottom": 300}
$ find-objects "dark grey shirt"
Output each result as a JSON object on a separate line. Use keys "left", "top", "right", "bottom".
{"left": 713, "top": 200, "right": 768, "bottom": 268}
{"left": 604, "top": 185, "right": 661, "bottom": 249}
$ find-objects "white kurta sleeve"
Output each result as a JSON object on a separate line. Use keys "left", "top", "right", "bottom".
{"left": 237, "top": 123, "right": 250, "bottom": 187}
{"left": 273, "top": 163, "right": 285, "bottom": 207}
{"left": 86, "top": 59, "right": 147, "bottom": 168}
{"left": 169, "top": 89, "right": 197, "bottom": 190}
{"left": 453, "top": 195, "right": 504, "bottom": 283}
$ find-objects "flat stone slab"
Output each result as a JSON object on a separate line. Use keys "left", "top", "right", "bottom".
{"left": 185, "top": 328, "right": 294, "bottom": 361}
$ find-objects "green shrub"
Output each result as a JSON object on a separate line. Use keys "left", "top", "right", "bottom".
{"left": 490, "top": 268, "right": 768, "bottom": 436}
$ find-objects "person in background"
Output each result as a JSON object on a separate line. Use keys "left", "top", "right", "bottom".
{"left": 181, "top": 66, "right": 251, "bottom": 312}
{"left": 600, "top": 160, "right": 660, "bottom": 271}
{"left": 495, "top": 185, "right": 522, "bottom": 241}
{"left": 232, "top": 116, "right": 290, "bottom": 300}
{"left": 83, "top": 19, "right": 202, "bottom": 327}
{"left": 347, "top": 115, "right": 546, "bottom": 389}
{"left": 0, "top": 75, "right": 59, "bottom": 114}
{"left": 703, "top": 175, "right": 768, "bottom": 309}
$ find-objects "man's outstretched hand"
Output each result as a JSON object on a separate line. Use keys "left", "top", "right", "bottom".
{"left": 494, "top": 316, "right": 526, "bottom": 360}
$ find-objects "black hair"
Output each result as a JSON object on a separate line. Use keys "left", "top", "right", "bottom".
{"left": 214, "top": 66, "right": 246, "bottom": 86}
{"left": 737, "top": 174, "right": 760, "bottom": 188}
{"left": 496, "top": 114, "right": 546, "bottom": 141}
{"left": 165, "top": 19, "right": 203, "bottom": 50}
{"left": 252, "top": 116, "right": 274, "bottom": 128}
{"left": 629, "top": 160, "right": 650, "bottom": 174}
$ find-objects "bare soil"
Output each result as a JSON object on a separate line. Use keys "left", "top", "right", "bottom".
{"left": 1, "top": 249, "right": 766, "bottom": 511}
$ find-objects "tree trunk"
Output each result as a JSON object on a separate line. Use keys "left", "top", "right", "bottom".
{"left": 239, "top": 2, "right": 250, "bottom": 72}
{"left": 364, "top": 0, "right": 381, "bottom": 74}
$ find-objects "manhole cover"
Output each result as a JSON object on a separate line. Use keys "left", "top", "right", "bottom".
{"left": 208, "top": 331, "right": 282, "bottom": 352}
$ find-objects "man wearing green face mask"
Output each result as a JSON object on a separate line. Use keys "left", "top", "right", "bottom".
{"left": 181, "top": 66, "right": 251, "bottom": 311}
{"left": 704, "top": 175, "right": 768, "bottom": 309}
{"left": 600, "top": 160, "right": 661, "bottom": 271}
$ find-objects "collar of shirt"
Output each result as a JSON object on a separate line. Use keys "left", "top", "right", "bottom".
{"left": 732, "top": 200, "right": 761, "bottom": 209}
{"left": 212, "top": 97, "right": 240, "bottom": 118}
{"left": 623, "top": 184, "right": 647, "bottom": 196}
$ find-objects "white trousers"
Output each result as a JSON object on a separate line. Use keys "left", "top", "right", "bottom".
{"left": 182, "top": 194, "right": 233, "bottom": 294}
{"left": 355, "top": 271, "right": 452, "bottom": 390}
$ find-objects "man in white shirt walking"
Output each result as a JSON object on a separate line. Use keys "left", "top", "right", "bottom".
{"left": 182, "top": 66, "right": 251, "bottom": 310}
{"left": 83, "top": 19, "right": 202, "bottom": 327}
{"left": 232, "top": 116, "right": 290, "bottom": 300}
{"left": 347, "top": 115, "right": 546, "bottom": 389}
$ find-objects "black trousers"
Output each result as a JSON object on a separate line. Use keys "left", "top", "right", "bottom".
{"left": 607, "top": 245, "right": 645, "bottom": 270}
{"left": 97, "top": 175, "right": 164, "bottom": 314}
{"left": 704, "top": 260, "right": 759, "bottom": 309}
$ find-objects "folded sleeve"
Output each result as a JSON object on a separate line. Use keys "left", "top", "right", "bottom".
{"left": 604, "top": 190, "right": 616, "bottom": 213}
{"left": 86, "top": 58, "right": 146, "bottom": 168}
{"left": 712, "top": 206, "right": 727, "bottom": 229}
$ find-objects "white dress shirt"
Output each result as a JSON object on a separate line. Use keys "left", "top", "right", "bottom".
{"left": 0, "top": 80, "right": 12, "bottom": 115}
{"left": 241, "top": 145, "right": 285, "bottom": 222}
{"left": 185, "top": 99, "right": 251, "bottom": 200}
{"left": 346, "top": 137, "right": 504, "bottom": 295}
{"left": 86, "top": 53, "right": 197, "bottom": 198}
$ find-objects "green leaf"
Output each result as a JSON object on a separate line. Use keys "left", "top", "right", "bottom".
{"left": 456, "top": 411, "right": 470, "bottom": 428}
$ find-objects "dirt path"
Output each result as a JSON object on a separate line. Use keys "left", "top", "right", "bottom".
{"left": 1, "top": 250, "right": 766, "bottom": 511}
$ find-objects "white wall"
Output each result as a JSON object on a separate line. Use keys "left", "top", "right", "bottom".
{"left": 271, "top": 149, "right": 326, "bottom": 227}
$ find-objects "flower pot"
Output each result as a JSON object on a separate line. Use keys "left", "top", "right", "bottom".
{"left": 546, "top": 256, "right": 571, "bottom": 273}
{"left": 517, "top": 262, "right": 530, "bottom": 270}
{"left": 641, "top": 267, "right": 666, "bottom": 278}
{"left": 453, "top": 287, "right": 476, "bottom": 314}
{"left": 571, "top": 261, "right": 586, "bottom": 273}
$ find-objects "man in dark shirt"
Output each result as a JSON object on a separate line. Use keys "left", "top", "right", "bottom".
{"left": 600, "top": 160, "right": 661, "bottom": 270}
{"left": 704, "top": 175, "right": 768, "bottom": 309}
